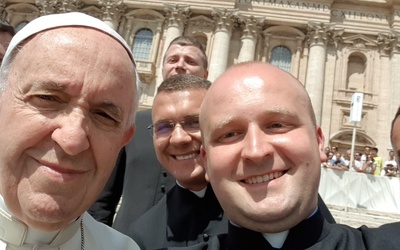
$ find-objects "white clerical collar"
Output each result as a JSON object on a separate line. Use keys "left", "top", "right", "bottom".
{"left": 176, "top": 181, "right": 207, "bottom": 198}
{"left": 0, "top": 194, "right": 81, "bottom": 247}
{"left": 261, "top": 207, "right": 318, "bottom": 248}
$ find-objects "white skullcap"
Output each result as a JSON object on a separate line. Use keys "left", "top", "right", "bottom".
{"left": 3, "top": 12, "right": 136, "bottom": 66}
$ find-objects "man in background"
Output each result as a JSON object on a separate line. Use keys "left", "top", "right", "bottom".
{"left": 199, "top": 62, "right": 365, "bottom": 249}
{"left": 129, "top": 74, "right": 227, "bottom": 249}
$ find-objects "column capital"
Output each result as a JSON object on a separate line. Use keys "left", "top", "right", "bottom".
{"left": 163, "top": 4, "right": 190, "bottom": 29}
{"left": 238, "top": 15, "right": 263, "bottom": 39}
{"left": 212, "top": 8, "right": 238, "bottom": 33}
{"left": 98, "top": 0, "right": 126, "bottom": 25}
{"left": 377, "top": 32, "right": 395, "bottom": 56}
{"left": 307, "top": 22, "right": 342, "bottom": 47}
{"left": 58, "top": 0, "right": 82, "bottom": 13}
{"left": 35, "top": 0, "right": 58, "bottom": 15}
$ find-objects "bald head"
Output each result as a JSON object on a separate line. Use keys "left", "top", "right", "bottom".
{"left": 199, "top": 62, "right": 325, "bottom": 233}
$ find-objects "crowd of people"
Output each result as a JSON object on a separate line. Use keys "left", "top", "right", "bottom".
{"left": 322, "top": 146, "right": 398, "bottom": 177}
{"left": 2, "top": 12, "right": 400, "bottom": 250}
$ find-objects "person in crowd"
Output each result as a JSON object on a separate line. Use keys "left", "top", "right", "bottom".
{"left": 324, "top": 146, "right": 331, "bottom": 157}
{"left": 362, "top": 154, "right": 377, "bottom": 175}
{"left": 371, "top": 147, "right": 383, "bottom": 175}
{"left": 350, "top": 152, "right": 364, "bottom": 172}
{"left": 128, "top": 74, "right": 227, "bottom": 249}
{"left": 330, "top": 152, "right": 346, "bottom": 170}
{"left": 0, "top": 18, "right": 14, "bottom": 64}
{"left": 381, "top": 150, "right": 397, "bottom": 176}
{"left": 361, "top": 146, "right": 371, "bottom": 165}
{"left": 198, "top": 62, "right": 370, "bottom": 249}
{"left": 88, "top": 36, "right": 209, "bottom": 232}
{"left": 0, "top": 12, "right": 140, "bottom": 249}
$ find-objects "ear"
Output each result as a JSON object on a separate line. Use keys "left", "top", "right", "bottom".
{"left": 121, "top": 124, "right": 136, "bottom": 147}
{"left": 316, "top": 126, "right": 327, "bottom": 163}
{"left": 200, "top": 145, "right": 210, "bottom": 182}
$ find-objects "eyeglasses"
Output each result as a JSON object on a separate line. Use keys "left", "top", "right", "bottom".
{"left": 148, "top": 115, "right": 200, "bottom": 138}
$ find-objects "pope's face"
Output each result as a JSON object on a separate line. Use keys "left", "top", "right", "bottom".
{"left": 0, "top": 27, "right": 136, "bottom": 230}
{"left": 200, "top": 64, "right": 326, "bottom": 233}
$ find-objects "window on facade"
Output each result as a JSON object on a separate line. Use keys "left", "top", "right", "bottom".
{"left": 346, "top": 55, "right": 366, "bottom": 91}
{"left": 270, "top": 46, "right": 292, "bottom": 72}
{"left": 132, "top": 28, "right": 153, "bottom": 61}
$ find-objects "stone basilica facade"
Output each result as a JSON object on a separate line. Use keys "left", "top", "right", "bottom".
{"left": 2, "top": 0, "right": 400, "bottom": 154}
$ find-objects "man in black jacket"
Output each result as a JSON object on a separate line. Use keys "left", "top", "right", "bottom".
{"left": 198, "top": 62, "right": 366, "bottom": 249}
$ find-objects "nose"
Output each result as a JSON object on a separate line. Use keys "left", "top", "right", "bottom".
{"left": 51, "top": 110, "right": 90, "bottom": 156}
{"left": 241, "top": 126, "right": 272, "bottom": 164}
{"left": 169, "top": 124, "right": 192, "bottom": 145}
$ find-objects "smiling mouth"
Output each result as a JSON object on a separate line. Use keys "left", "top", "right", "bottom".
{"left": 175, "top": 152, "right": 199, "bottom": 160}
{"left": 243, "top": 171, "right": 285, "bottom": 184}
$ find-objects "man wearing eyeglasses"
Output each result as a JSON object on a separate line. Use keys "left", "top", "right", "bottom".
{"left": 127, "top": 74, "right": 228, "bottom": 249}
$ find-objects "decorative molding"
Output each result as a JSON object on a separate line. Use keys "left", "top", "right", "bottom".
{"left": 163, "top": 3, "right": 190, "bottom": 29}
{"left": 98, "top": 0, "right": 126, "bottom": 23}
{"left": 188, "top": 15, "right": 213, "bottom": 30}
{"left": 35, "top": 0, "right": 58, "bottom": 15}
{"left": 58, "top": 0, "right": 82, "bottom": 13}
{"left": 307, "top": 22, "right": 343, "bottom": 48}
{"left": 238, "top": 15, "right": 263, "bottom": 39}
{"left": 211, "top": 7, "right": 238, "bottom": 33}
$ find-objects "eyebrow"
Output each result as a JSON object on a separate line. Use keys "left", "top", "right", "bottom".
{"left": 32, "top": 81, "right": 67, "bottom": 91}
{"left": 97, "top": 99, "right": 123, "bottom": 121}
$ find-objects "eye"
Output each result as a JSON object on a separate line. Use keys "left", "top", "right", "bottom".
{"left": 94, "top": 110, "right": 115, "bottom": 121}
{"left": 29, "top": 94, "right": 63, "bottom": 109}
{"left": 217, "top": 131, "right": 242, "bottom": 143}
{"left": 154, "top": 122, "right": 174, "bottom": 136}
{"left": 184, "top": 118, "right": 200, "bottom": 130}
{"left": 38, "top": 95, "right": 59, "bottom": 102}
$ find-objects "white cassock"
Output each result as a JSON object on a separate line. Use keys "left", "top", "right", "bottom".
{"left": 0, "top": 195, "right": 140, "bottom": 250}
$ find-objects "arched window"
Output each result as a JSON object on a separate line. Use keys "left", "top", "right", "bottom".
{"left": 132, "top": 28, "right": 153, "bottom": 61}
{"left": 270, "top": 46, "right": 292, "bottom": 72}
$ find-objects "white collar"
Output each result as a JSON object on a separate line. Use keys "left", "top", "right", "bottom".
{"left": 0, "top": 195, "right": 81, "bottom": 247}
{"left": 176, "top": 181, "right": 207, "bottom": 198}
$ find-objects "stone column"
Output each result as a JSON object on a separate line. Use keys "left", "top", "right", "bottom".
{"left": 208, "top": 8, "right": 237, "bottom": 82}
{"left": 98, "top": 0, "right": 126, "bottom": 30}
{"left": 35, "top": 0, "right": 58, "bottom": 15}
{"left": 155, "top": 4, "right": 190, "bottom": 86}
{"left": 305, "top": 22, "right": 336, "bottom": 125}
{"left": 237, "top": 15, "right": 262, "bottom": 63}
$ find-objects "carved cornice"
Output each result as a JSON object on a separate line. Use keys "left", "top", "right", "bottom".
{"left": 238, "top": 15, "right": 263, "bottom": 39}
{"left": 211, "top": 8, "right": 238, "bottom": 33}
{"left": 98, "top": 0, "right": 126, "bottom": 23}
{"left": 307, "top": 22, "right": 343, "bottom": 48}
{"left": 163, "top": 4, "right": 190, "bottom": 29}
{"left": 35, "top": 0, "right": 58, "bottom": 15}
{"left": 58, "top": 0, "right": 82, "bottom": 13}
